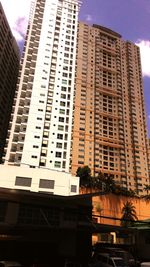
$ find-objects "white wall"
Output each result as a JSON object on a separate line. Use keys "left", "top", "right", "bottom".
{"left": 0, "top": 165, "right": 79, "bottom": 196}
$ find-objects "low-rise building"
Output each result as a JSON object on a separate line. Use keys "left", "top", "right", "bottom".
{"left": 0, "top": 188, "right": 92, "bottom": 265}
{"left": 0, "top": 165, "right": 79, "bottom": 196}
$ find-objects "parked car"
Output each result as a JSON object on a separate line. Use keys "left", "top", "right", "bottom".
{"left": 141, "top": 263, "right": 150, "bottom": 267}
{"left": 88, "top": 261, "right": 112, "bottom": 267}
{"left": 92, "top": 246, "right": 137, "bottom": 267}
{"left": 0, "top": 262, "right": 22, "bottom": 267}
{"left": 107, "top": 249, "right": 136, "bottom": 266}
{"left": 109, "top": 257, "right": 129, "bottom": 267}
{"left": 64, "top": 259, "right": 82, "bottom": 267}
{"left": 89, "top": 252, "right": 129, "bottom": 267}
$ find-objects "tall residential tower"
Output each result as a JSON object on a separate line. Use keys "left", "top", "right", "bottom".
{"left": 0, "top": 0, "right": 81, "bottom": 195}
{"left": 4, "top": 0, "right": 80, "bottom": 172}
{"left": 71, "top": 23, "right": 149, "bottom": 193}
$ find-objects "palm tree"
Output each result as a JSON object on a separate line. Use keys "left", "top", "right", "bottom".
{"left": 141, "top": 185, "right": 150, "bottom": 200}
{"left": 144, "top": 184, "right": 150, "bottom": 194}
{"left": 121, "top": 201, "right": 138, "bottom": 227}
{"left": 92, "top": 172, "right": 105, "bottom": 190}
{"left": 104, "top": 175, "right": 116, "bottom": 193}
{"left": 76, "top": 166, "right": 92, "bottom": 188}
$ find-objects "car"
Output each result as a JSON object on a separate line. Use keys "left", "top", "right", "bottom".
{"left": 106, "top": 248, "right": 138, "bottom": 267}
{"left": 108, "top": 249, "right": 136, "bottom": 266}
{"left": 88, "top": 262, "right": 112, "bottom": 267}
{"left": 0, "top": 262, "right": 22, "bottom": 267}
{"left": 64, "top": 260, "right": 82, "bottom": 267}
{"left": 89, "top": 253, "right": 129, "bottom": 267}
{"left": 141, "top": 263, "right": 150, "bottom": 267}
{"left": 88, "top": 253, "right": 112, "bottom": 267}
{"left": 92, "top": 246, "right": 137, "bottom": 267}
{"left": 109, "top": 257, "right": 129, "bottom": 267}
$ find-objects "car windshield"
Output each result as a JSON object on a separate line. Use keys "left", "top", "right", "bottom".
{"left": 114, "top": 259, "right": 127, "bottom": 267}
{"left": 117, "top": 251, "right": 134, "bottom": 259}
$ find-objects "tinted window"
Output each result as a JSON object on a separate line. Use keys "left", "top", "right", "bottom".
{"left": 15, "top": 176, "right": 32, "bottom": 187}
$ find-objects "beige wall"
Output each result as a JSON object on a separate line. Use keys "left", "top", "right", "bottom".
{"left": 81, "top": 189, "right": 150, "bottom": 226}
{"left": 93, "top": 194, "right": 150, "bottom": 226}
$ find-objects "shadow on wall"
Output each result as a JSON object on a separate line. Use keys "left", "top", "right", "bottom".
{"left": 80, "top": 189, "right": 150, "bottom": 225}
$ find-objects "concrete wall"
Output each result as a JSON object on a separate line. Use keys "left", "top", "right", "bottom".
{"left": 80, "top": 189, "right": 150, "bottom": 225}
{"left": 0, "top": 165, "right": 79, "bottom": 196}
{"left": 92, "top": 193, "right": 150, "bottom": 225}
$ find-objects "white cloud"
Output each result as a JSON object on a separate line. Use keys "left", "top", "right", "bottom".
{"left": 85, "top": 14, "right": 93, "bottom": 22}
{"left": 1, "top": 0, "right": 31, "bottom": 42}
{"left": 136, "top": 40, "right": 150, "bottom": 77}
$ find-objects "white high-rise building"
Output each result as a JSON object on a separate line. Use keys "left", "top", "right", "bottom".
{"left": 1, "top": 0, "right": 81, "bottom": 195}
{"left": 4, "top": 0, "right": 81, "bottom": 172}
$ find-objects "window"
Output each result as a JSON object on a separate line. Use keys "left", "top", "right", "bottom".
{"left": 54, "top": 161, "right": 61, "bottom": 168}
{"left": 15, "top": 176, "right": 32, "bottom": 187}
{"left": 63, "top": 152, "right": 67, "bottom": 159}
{"left": 39, "top": 179, "right": 55, "bottom": 189}
{"left": 44, "top": 123, "right": 50, "bottom": 129}
{"left": 45, "top": 114, "right": 51, "bottom": 120}
{"left": 42, "top": 140, "right": 48, "bottom": 147}
{"left": 56, "top": 142, "right": 62, "bottom": 148}
{"left": 57, "top": 134, "right": 63, "bottom": 139}
{"left": 43, "top": 131, "right": 49, "bottom": 138}
{"left": 58, "top": 125, "right": 64, "bottom": 131}
{"left": 64, "top": 143, "right": 67, "bottom": 149}
{"left": 61, "top": 159, "right": 65, "bottom": 168}
{"left": 61, "top": 93, "right": 66, "bottom": 99}
{"left": 46, "top": 106, "right": 52, "bottom": 112}
{"left": 59, "top": 117, "right": 64, "bottom": 122}
{"left": 65, "top": 134, "right": 68, "bottom": 140}
{"left": 36, "top": 126, "right": 41, "bottom": 129}
{"left": 56, "top": 152, "right": 62, "bottom": 158}
{"left": 60, "top": 101, "right": 66, "bottom": 107}
{"left": 71, "top": 185, "right": 77, "bottom": 193}
{"left": 63, "top": 73, "right": 68, "bottom": 77}
{"left": 40, "top": 159, "right": 46, "bottom": 166}
{"left": 64, "top": 59, "right": 69, "bottom": 64}
{"left": 62, "top": 79, "right": 67, "bottom": 85}
{"left": 41, "top": 149, "right": 47, "bottom": 156}
{"left": 59, "top": 109, "right": 65, "bottom": 114}
{"left": 34, "top": 135, "right": 40, "bottom": 139}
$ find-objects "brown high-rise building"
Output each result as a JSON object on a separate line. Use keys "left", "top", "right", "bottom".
{"left": 147, "top": 139, "right": 150, "bottom": 183}
{"left": 71, "top": 22, "right": 149, "bottom": 193}
{"left": 0, "top": 3, "right": 20, "bottom": 161}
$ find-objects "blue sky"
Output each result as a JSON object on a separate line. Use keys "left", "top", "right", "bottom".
{"left": 1, "top": 0, "right": 150, "bottom": 135}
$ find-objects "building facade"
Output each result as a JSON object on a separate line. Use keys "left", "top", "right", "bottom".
{"left": 1, "top": 0, "right": 149, "bottom": 194}
{"left": 3, "top": 0, "right": 81, "bottom": 173}
{"left": 0, "top": 165, "right": 79, "bottom": 195}
{"left": 71, "top": 22, "right": 149, "bottom": 193}
{"left": 0, "top": 188, "right": 92, "bottom": 264}
{"left": 0, "top": 3, "right": 20, "bottom": 161}
{"left": 147, "top": 139, "right": 150, "bottom": 182}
